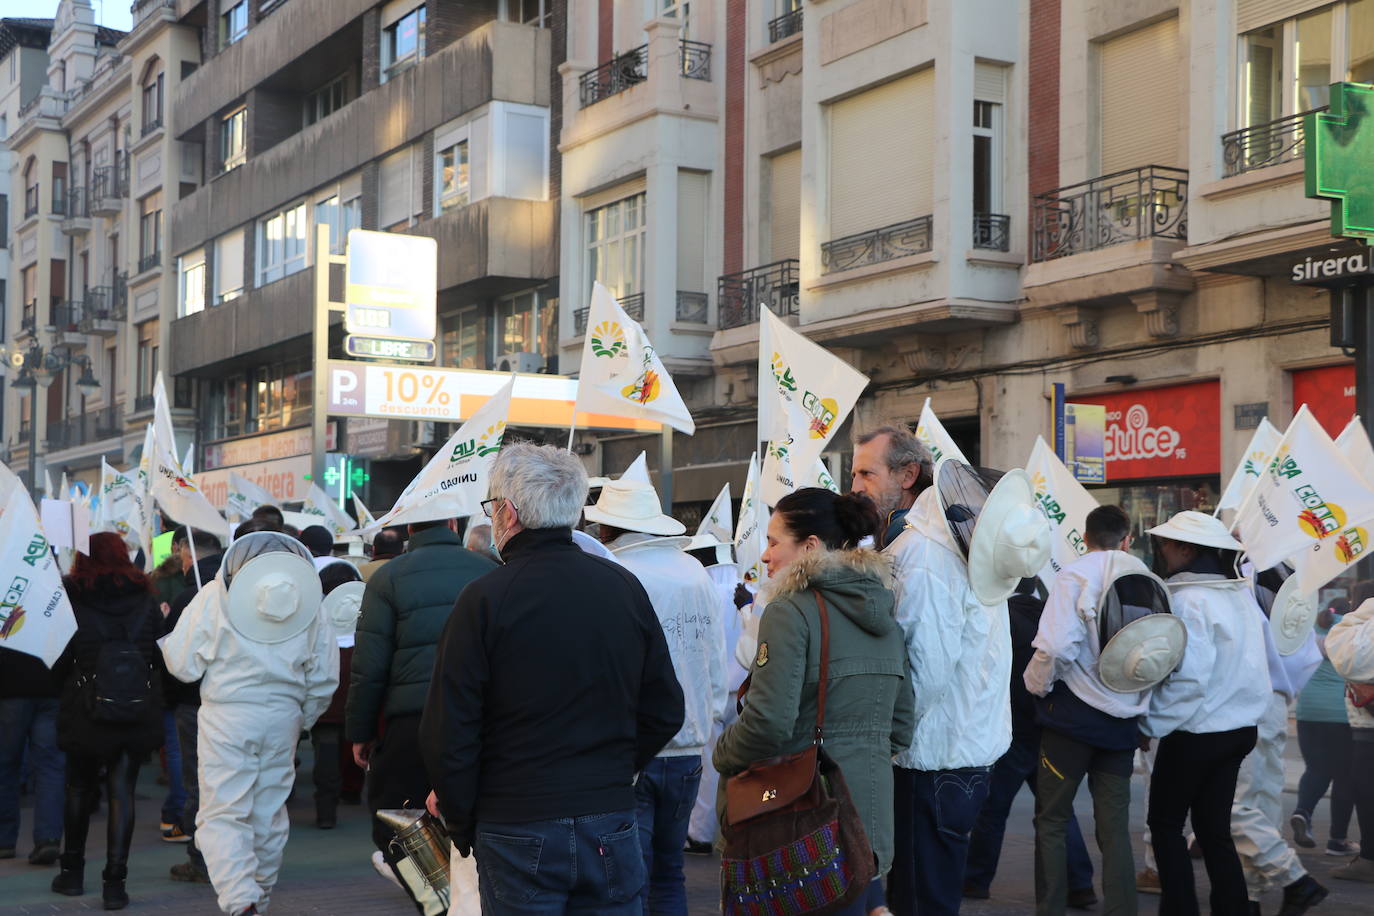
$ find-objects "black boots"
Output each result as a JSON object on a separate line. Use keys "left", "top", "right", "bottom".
{"left": 50, "top": 853, "right": 84, "bottom": 896}
{"left": 101, "top": 863, "right": 129, "bottom": 910}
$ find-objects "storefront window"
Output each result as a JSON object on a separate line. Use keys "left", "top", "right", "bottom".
{"left": 1091, "top": 478, "right": 1220, "bottom": 572}
{"left": 497, "top": 290, "right": 540, "bottom": 356}
{"left": 441, "top": 308, "right": 484, "bottom": 369}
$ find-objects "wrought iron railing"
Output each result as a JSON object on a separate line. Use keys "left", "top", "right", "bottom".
{"left": 47, "top": 404, "right": 122, "bottom": 450}
{"left": 768, "top": 8, "right": 803, "bottom": 43}
{"left": 24, "top": 188, "right": 39, "bottom": 219}
{"left": 573, "top": 292, "right": 648, "bottom": 335}
{"left": 680, "top": 40, "right": 711, "bottom": 80}
{"left": 973, "top": 213, "right": 1010, "bottom": 251}
{"left": 141, "top": 115, "right": 163, "bottom": 137}
{"left": 111, "top": 271, "right": 129, "bottom": 319}
{"left": 822, "top": 215, "right": 933, "bottom": 273}
{"left": 676, "top": 291, "right": 708, "bottom": 324}
{"left": 137, "top": 252, "right": 161, "bottom": 274}
{"left": 580, "top": 46, "right": 648, "bottom": 107}
{"left": 1031, "top": 166, "right": 1189, "bottom": 263}
{"left": 51, "top": 300, "right": 83, "bottom": 331}
{"left": 133, "top": 394, "right": 154, "bottom": 413}
{"left": 717, "top": 258, "right": 800, "bottom": 330}
{"left": 20, "top": 302, "right": 37, "bottom": 337}
{"left": 90, "top": 158, "right": 129, "bottom": 203}
{"left": 80, "top": 286, "right": 118, "bottom": 329}
{"left": 63, "top": 187, "right": 89, "bottom": 221}
{"left": 1222, "top": 109, "right": 1323, "bottom": 178}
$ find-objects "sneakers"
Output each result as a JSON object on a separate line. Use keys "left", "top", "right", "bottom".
{"left": 1291, "top": 811, "right": 1316, "bottom": 848}
{"left": 169, "top": 861, "right": 211, "bottom": 884}
{"left": 370, "top": 851, "right": 402, "bottom": 889}
{"left": 1067, "top": 887, "right": 1098, "bottom": 909}
{"left": 961, "top": 882, "right": 990, "bottom": 900}
{"left": 1332, "top": 856, "right": 1374, "bottom": 883}
{"left": 1278, "top": 874, "right": 1328, "bottom": 916}
{"left": 1137, "top": 867, "right": 1161, "bottom": 895}
{"left": 28, "top": 841, "right": 60, "bottom": 865}
{"left": 160, "top": 823, "right": 191, "bottom": 843}
{"left": 1327, "top": 838, "right": 1361, "bottom": 857}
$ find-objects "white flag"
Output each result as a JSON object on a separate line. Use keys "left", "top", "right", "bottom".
{"left": 1336, "top": 417, "right": 1374, "bottom": 482}
{"left": 0, "top": 484, "right": 77, "bottom": 666}
{"left": 620, "top": 452, "right": 651, "bottom": 484}
{"left": 149, "top": 375, "right": 228, "bottom": 538}
{"left": 915, "top": 398, "right": 969, "bottom": 466}
{"left": 761, "top": 435, "right": 841, "bottom": 507}
{"left": 94, "top": 458, "right": 143, "bottom": 549}
{"left": 225, "top": 472, "right": 278, "bottom": 521}
{"left": 694, "top": 483, "right": 733, "bottom": 547}
{"left": 43, "top": 468, "right": 54, "bottom": 500}
{"left": 814, "top": 459, "right": 840, "bottom": 493}
{"left": 0, "top": 459, "right": 23, "bottom": 506}
{"left": 365, "top": 376, "right": 515, "bottom": 532}
{"left": 1292, "top": 417, "right": 1374, "bottom": 592}
{"left": 183, "top": 442, "right": 196, "bottom": 476}
{"left": 1234, "top": 406, "right": 1374, "bottom": 571}
{"left": 301, "top": 483, "right": 357, "bottom": 538}
{"left": 1024, "top": 436, "right": 1099, "bottom": 580}
{"left": 734, "top": 452, "right": 769, "bottom": 590}
{"left": 352, "top": 495, "right": 378, "bottom": 529}
{"left": 758, "top": 309, "right": 868, "bottom": 474}
{"left": 137, "top": 424, "right": 156, "bottom": 564}
{"left": 1217, "top": 418, "right": 1283, "bottom": 513}
{"left": 59, "top": 472, "right": 70, "bottom": 501}
{"left": 573, "top": 282, "right": 695, "bottom": 434}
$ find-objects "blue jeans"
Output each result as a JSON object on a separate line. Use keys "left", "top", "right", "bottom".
{"left": 889, "top": 765, "right": 992, "bottom": 916}
{"left": 634, "top": 755, "right": 702, "bottom": 915}
{"left": 161, "top": 708, "right": 186, "bottom": 824}
{"left": 475, "top": 810, "right": 644, "bottom": 914}
{"left": 966, "top": 734, "right": 1094, "bottom": 893}
{"left": 0, "top": 697, "right": 65, "bottom": 847}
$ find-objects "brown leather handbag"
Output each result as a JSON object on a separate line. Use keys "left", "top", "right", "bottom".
{"left": 720, "top": 591, "right": 876, "bottom": 916}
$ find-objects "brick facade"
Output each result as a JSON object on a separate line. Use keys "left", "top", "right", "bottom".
{"left": 1027, "top": 0, "right": 1060, "bottom": 253}
{"left": 361, "top": 8, "right": 381, "bottom": 92}
{"left": 598, "top": 0, "right": 613, "bottom": 62}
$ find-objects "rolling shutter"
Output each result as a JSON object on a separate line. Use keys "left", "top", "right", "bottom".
{"left": 828, "top": 68, "right": 934, "bottom": 240}
{"left": 974, "top": 62, "right": 1006, "bottom": 103}
{"left": 379, "top": 148, "right": 410, "bottom": 229}
{"left": 1100, "top": 18, "right": 1183, "bottom": 174}
{"left": 215, "top": 229, "right": 243, "bottom": 300}
{"left": 769, "top": 147, "right": 801, "bottom": 262}
{"left": 1237, "top": 0, "right": 1332, "bottom": 34}
{"left": 677, "top": 170, "right": 708, "bottom": 294}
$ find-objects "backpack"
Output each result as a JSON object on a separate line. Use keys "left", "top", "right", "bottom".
{"left": 77, "top": 609, "right": 152, "bottom": 724}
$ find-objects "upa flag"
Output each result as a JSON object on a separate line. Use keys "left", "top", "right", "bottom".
{"left": 0, "top": 458, "right": 24, "bottom": 506}
{"left": 0, "top": 485, "right": 77, "bottom": 666}
{"left": 365, "top": 376, "right": 514, "bottom": 533}
{"left": 1217, "top": 418, "right": 1283, "bottom": 514}
{"left": 1293, "top": 417, "right": 1374, "bottom": 592}
{"left": 1234, "top": 405, "right": 1374, "bottom": 571}
{"left": 734, "top": 452, "right": 769, "bottom": 590}
{"left": 95, "top": 458, "right": 142, "bottom": 549}
{"left": 226, "top": 472, "right": 278, "bottom": 521}
{"left": 916, "top": 398, "right": 969, "bottom": 466}
{"left": 760, "top": 438, "right": 841, "bottom": 507}
{"left": 301, "top": 484, "right": 357, "bottom": 538}
{"left": 573, "top": 282, "right": 695, "bottom": 434}
{"left": 758, "top": 309, "right": 868, "bottom": 475}
{"left": 1024, "top": 436, "right": 1099, "bottom": 579}
{"left": 150, "top": 375, "right": 228, "bottom": 538}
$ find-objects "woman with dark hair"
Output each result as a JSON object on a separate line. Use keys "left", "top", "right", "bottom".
{"left": 714, "top": 488, "right": 914, "bottom": 916}
{"left": 50, "top": 532, "right": 167, "bottom": 909}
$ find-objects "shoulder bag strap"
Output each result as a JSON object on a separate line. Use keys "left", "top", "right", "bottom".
{"left": 813, "top": 589, "right": 830, "bottom": 744}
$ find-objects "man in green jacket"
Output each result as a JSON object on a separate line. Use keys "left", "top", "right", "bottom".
{"left": 345, "top": 518, "right": 496, "bottom": 906}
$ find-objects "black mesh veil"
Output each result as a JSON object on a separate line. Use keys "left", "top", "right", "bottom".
{"left": 935, "top": 461, "right": 1005, "bottom": 562}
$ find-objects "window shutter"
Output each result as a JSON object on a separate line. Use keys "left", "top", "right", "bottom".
{"left": 769, "top": 147, "right": 802, "bottom": 262}
{"left": 828, "top": 68, "right": 934, "bottom": 240}
{"left": 215, "top": 230, "right": 243, "bottom": 298}
{"left": 1237, "top": 0, "right": 1332, "bottom": 33}
{"left": 974, "top": 62, "right": 1006, "bottom": 103}
{"left": 379, "top": 148, "right": 409, "bottom": 228}
{"left": 1099, "top": 18, "right": 1182, "bottom": 174}
{"left": 410, "top": 143, "right": 424, "bottom": 221}
{"left": 677, "top": 170, "right": 708, "bottom": 294}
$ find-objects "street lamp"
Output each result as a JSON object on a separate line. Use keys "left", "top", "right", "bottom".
{"left": 0, "top": 343, "right": 100, "bottom": 497}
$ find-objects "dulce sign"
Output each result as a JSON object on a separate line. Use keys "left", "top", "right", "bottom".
{"left": 1069, "top": 381, "right": 1221, "bottom": 481}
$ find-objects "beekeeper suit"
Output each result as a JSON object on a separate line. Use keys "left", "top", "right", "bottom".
{"left": 161, "top": 532, "right": 338, "bottom": 916}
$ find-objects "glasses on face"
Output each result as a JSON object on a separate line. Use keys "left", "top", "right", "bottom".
{"left": 481, "top": 497, "right": 511, "bottom": 519}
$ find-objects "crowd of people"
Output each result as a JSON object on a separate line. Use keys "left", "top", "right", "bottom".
{"left": 0, "top": 424, "right": 1370, "bottom": 916}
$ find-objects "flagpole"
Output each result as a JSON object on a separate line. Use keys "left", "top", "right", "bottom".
{"left": 566, "top": 418, "right": 577, "bottom": 452}
{"left": 187, "top": 526, "right": 202, "bottom": 591}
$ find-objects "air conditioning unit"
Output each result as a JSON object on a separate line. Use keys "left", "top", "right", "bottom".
{"left": 497, "top": 352, "right": 545, "bottom": 374}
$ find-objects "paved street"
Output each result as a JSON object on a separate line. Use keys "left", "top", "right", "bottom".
{"left": 3, "top": 731, "right": 1374, "bottom": 915}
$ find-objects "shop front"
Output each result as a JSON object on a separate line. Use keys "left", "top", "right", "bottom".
{"left": 1291, "top": 363, "right": 1356, "bottom": 436}
{"left": 197, "top": 424, "right": 337, "bottom": 510}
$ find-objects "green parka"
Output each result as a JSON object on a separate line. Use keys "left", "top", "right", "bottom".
{"left": 713, "top": 547, "right": 915, "bottom": 875}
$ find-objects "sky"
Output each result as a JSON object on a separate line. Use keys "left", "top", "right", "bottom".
{"left": 0, "top": 0, "right": 133, "bottom": 33}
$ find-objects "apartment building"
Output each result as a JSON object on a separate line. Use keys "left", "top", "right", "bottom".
{"left": 163, "top": 0, "right": 559, "bottom": 510}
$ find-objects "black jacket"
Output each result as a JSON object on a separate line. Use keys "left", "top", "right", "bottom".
{"left": 162, "top": 553, "right": 224, "bottom": 708}
{"left": 419, "top": 526, "right": 684, "bottom": 852}
{"left": 1008, "top": 592, "right": 1045, "bottom": 744}
{"left": 0, "top": 647, "right": 59, "bottom": 699}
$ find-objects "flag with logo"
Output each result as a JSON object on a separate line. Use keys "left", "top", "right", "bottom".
{"left": 0, "top": 459, "right": 23, "bottom": 507}
{"left": 137, "top": 423, "right": 157, "bottom": 563}
{"left": 758, "top": 309, "right": 868, "bottom": 476}
{"left": 149, "top": 374, "right": 229, "bottom": 538}
{"left": 94, "top": 458, "right": 143, "bottom": 549}
{"left": 301, "top": 483, "right": 357, "bottom": 538}
{"left": 364, "top": 376, "right": 515, "bottom": 533}
{"left": 1292, "top": 416, "right": 1374, "bottom": 592}
{"left": 1234, "top": 405, "right": 1374, "bottom": 572}
{"left": 226, "top": 472, "right": 278, "bottom": 521}
{"left": 573, "top": 282, "right": 695, "bottom": 435}
{"left": 1216, "top": 417, "right": 1283, "bottom": 514}
{"left": 760, "top": 437, "right": 842, "bottom": 507}
{"left": 916, "top": 398, "right": 969, "bottom": 465}
{"left": 352, "top": 495, "right": 378, "bottom": 530}
{"left": 1024, "top": 436, "right": 1099, "bottom": 580}
{"left": 0, "top": 483, "right": 77, "bottom": 666}
{"left": 734, "top": 452, "right": 769, "bottom": 590}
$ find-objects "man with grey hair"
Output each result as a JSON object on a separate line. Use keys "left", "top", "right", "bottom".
{"left": 420, "top": 443, "right": 684, "bottom": 914}
{"left": 851, "top": 424, "right": 934, "bottom": 548}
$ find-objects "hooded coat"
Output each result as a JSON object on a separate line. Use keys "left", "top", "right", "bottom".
{"left": 713, "top": 547, "right": 915, "bottom": 875}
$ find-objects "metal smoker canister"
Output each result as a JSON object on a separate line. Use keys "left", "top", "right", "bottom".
{"left": 376, "top": 808, "right": 452, "bottom": 907}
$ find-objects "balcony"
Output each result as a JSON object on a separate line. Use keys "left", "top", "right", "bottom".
{"left": 17, "top": 86, "right": 69, "bottom": 123}
{"left": 47, "top": 405, "right": 123, "bottom": 452}
{"left": 574, "top": 292, "right": 647, "bottom": 335}
{"left": 80, "top": 286, "right": 122, "bottom": 336}
{"left": 1031, "top": 166, "right": 1188, "bottom": 263}
{"left": 133, "top": 394, "right": 154, "bottom": 414}
{"left": 821, "top": 215, "right": 934, "bottom": 274}
{"left": 23, "top": 190, "right": 38, "bottom": 220}
{"left": 60, "top": 188, "right": 91, "bottom": 235}
{"left": 973, "top": 213, "right": 1010, "bottom": 251}
{"left": 141, "top": 115, "right": 163, "bottom": 138}
{"left": 676, "top": 291, "right": 709, "bottom": 324}
{"left": 137, "top": 252, "right": 162, "bottom": 275}
{"left": 580, "top": 46, "right": 648, "bottom": 107}
{"left": 50, "top": 301, "right": 87, "bottom": 347}
{"left": 679, "top": 40, "right": 711, "bottom": 80}
{"left": 18, "top": 303, "right": 37, "bottom": 339}
{"left": 89, "top": 161, "right": 128, "bottom": 216}
{"left": 768, "top": 8, "right": 803, "bottom": 43}
{"left": 717, "top": 259, "right": 799, "bottom": 330}
{"left": 111, "top": 272, "right": 129, "bottom": 318}
{"left": 1222, "top": 109, "right": 1322, "bottom": 179}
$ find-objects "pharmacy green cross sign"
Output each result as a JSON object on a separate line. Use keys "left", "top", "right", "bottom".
{"left": 1307, "top": 82, "right": 1374, "bottom": 241}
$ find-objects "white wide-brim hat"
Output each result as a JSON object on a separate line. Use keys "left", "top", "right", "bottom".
{"left": 225, "top": 552, "right": 323, "bottom": 644}
{"left": 1270, "top": 574, "right": 1319, "bottom": 656}
{"left": 1147, "top": 511, "right": 1243, "bottom": 551}
{"left": 584, "top": 480, "right": 686, "bottom": 537}
{"left": 322, "top": 580, "right": 366, "bottom": 635}
{"left": 686, "top": 530, "right": 731, "bottom": 553}
{"left": 1099, "top": 614, "right": 1188, "bottom": 693}
{"left": 967, "top": 468, "right": 1054, "bottom": 605}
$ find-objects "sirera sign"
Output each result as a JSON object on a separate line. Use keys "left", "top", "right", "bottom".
{"left": 1289, "top": 249, "right": 1374, "bottom": 286}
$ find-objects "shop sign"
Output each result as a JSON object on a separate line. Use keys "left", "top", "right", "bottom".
{"left": 1063, "top": 403, "right": 1106, "bottom": 484}
{"left": 1070, "top": 381, "right": 1221, "bottom": 481}
{"left": 1305, "top": 82, "right": 1374, "bottom": 241}
{"left": 346, "top": 418, "right": 391, "bottom": 458}
{"left": 197, "top": 455, "right": 311, "bottom": 509}
{"left": 1291, "top": 364, "right": 1356, "bottom": 437}
{"left": 344, "top": 229, "right": 437, "bottom": 362}
{"left": 1234, "top": 402, "right": 1270, "bottom": 431}
{"left": 1289, "top": 249, "right": 1374, "bottom": 285}
{"left": 201, "top": 424, "right": 336, "bottom": 471}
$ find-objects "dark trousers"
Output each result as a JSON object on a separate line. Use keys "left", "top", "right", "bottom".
{"left": 367, "top": 714, "right": 430, "bottom": 911}
{"left": 1147, "top": 727, "right": 1257, "bottom": 916}
{"left": 889, "top": 765, "right": 991, "bottom": 916}
{"left": 966, "top": 732, "right": 1094, "bottom": 895}
{"left": 0, "top": 697, "right": 64, "bottom": 848}
{"left": 1034, "top": 729, "right": 1135, "bottom": 916}
{"left": 1294, "top": 719, "right": 1354, "bottom": 840}
{"left": 160, "top": 709, "right": 186, "bottom": 825}
{"left": 1351, "top": 734, "right": 1374, "bottom": 862}
{"left": 310, "top": 723, "right": 343, "bottom": 818}
{"left": 633, "top": 755, "right": 702, "bottom": 916}
{"left": 63, "top": 749, "right": 140, "bottom": 872}
{"left": 475, "top": 810, "right": 643, "bottom": 914}
{"left": 175, "top": 703, "right": 206, "bottom": 870}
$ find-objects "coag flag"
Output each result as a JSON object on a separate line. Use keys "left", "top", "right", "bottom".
{"left": 0, "top": 483, "right": 77, "bottom": 666}
{"left": 915, "top": 398, "right": 969, "bottom": 466}
{"left": 1293, "top": 416, "right": 1374, "bottom": 592}
{"left": 758, "top": 309, "right": 868, "bottom": 475}
{"left": 364, "top": 376, "right": 515, "bottom": 533}
{"left": 301, "top": 484, "right": 357, "bottom": 539}
{"left": 1234, "top": 405, "right": 1374, "bottom": 572}
{"left": 1024, "top": 436, "right": 1099, "bottom": 580}
{"left": 734, "top": 452, "right": 769, "bottom": 590}
{"left": 150, "top": 374, "right": 229, "bottom": 538}
{"left": 1216, "top": 418, "right": 1283, "bottom": 514}
{"left": 573, "top": 282, "right": 695, "bottom": 434}
{"left": 226, "top": 472, "right": 278, "bottom": 521}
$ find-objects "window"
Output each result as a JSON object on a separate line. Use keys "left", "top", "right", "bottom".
{"left": 442, "top": 308, "right": 484, "bottom": 368}
{"left": 221, "top": 1, "right": 248, "bottom": 47}
{"left": 178, "top": 249, "right": 206, "bottom": 317}
{"left": 136, "top": 321, "right": 159, "bottom": 398}
{"left": 1298, "top": 6, "right": 1335, "bottom": 110}
{"left": 304, "top": 73, "right": 349, "bottom": 126}
{"left": 0, "top": 195, "right": 7, "bottom": 248}
{"left": 257, "top": 201, "right": 308, "bottom": 285}
{"left": 138, "top": 191, "right": 162, "bottom": 270}
{"left": 342, "top": 195, "right": 362, "bottom": 243}
{"left": 503, "top": 0, "right": 550, "bottom": 26}
{"left": 1352, "top": 0, "right": 1374, "bottom": 82}
{"left": 585, "top": 192, "right": 645, "bottom": 299}
{"left": 1239, "top": 2, "right": 1374, "bottom": 127}
{"left": 497, "top": 290, "right": 541, "bottom": 356}
{"left": 657, "top": 0, "right": 691, "bottom": 38}
{"left": 141, "top": 67, "right": 164, "bottom": 133}
{"left": 221, "top": 108, "right": 246, "bottom": 172}
{"left": 383, "top": 6, "right": 426, "bottom": 81}
{"left": 315, "top": 195, "right": 341, "bottom": 252}
{"left": 1242, "top": 25, "right": 1283, "bottom": 126}
{"left": 214, "top": 229, "right": 245, "bottom": 302}
{"left": 22, "top": 158, "right": 37, "bottom": 218}
{"left": 438, "top": 140, "right": 469, "bottom": 211}
{"left": 240, "top": 360, "right": 311, "bottom": 433}
{"left": 51, "top": 162, "right": 67, "bottom": 215}
{"left": 972, "top": 100, "right": 1002, "bottom": 216}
